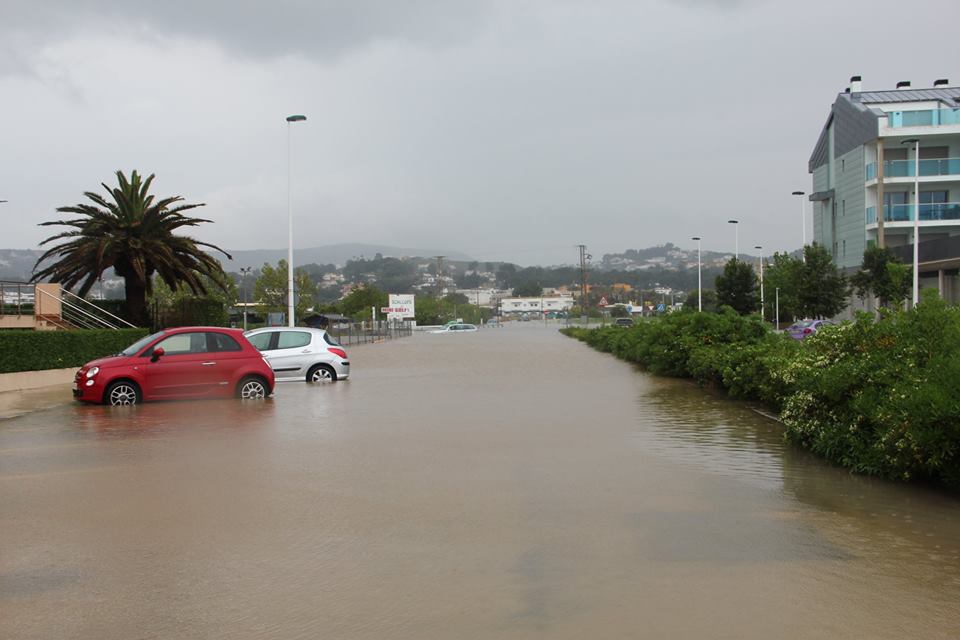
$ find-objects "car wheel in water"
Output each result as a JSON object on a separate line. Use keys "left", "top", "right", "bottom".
{"left": 105, "top": 381, "right": 141, "bottom": 406}
{"left": 237, "top": 376, "right": 268, "bottom": 399}
{"left": 307, "top": 364, "right": 336, "bottom": 383}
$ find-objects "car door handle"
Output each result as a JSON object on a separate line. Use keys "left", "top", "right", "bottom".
{"left": 301, "top": 349, "right": 311, "bottom": 353}
{"left": 201, "top": 361, "right": 217, "bottom": 366}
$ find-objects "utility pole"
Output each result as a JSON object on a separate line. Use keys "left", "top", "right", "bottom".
{"left": 578, "top": 244, "right": 590, "bottom": 322}
{"left": 435, "top": 256, "right": 445, "bottom": 299}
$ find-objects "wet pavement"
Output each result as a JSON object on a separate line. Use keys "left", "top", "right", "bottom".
{"left": 2, "top": 323, "right": 959, "bottom": 639}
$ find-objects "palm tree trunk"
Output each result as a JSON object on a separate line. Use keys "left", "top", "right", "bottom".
{"left": 124, "top": 279, "right": 149, "bottom": 328}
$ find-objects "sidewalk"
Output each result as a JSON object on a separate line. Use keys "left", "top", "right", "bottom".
{"left": 0, "top": 384, "right": 73, "bottom": 420}
{"left": 0, "top": 368, "right": 75, "bottom": 420}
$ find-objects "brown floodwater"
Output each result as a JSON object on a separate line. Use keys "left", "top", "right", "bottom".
{"left": 2, "top": 323, "right": 959, "bottom": 639}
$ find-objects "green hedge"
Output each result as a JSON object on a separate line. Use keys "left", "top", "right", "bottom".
{"left": 0, "top": 328, "right": 150, "bottom": 374}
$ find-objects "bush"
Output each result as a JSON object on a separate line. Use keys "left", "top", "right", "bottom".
{"left": 0, "top": 328, "right": 150, "bottom": 373}
{"left": 781, "top": 295, "right": 960, "bottom": 487}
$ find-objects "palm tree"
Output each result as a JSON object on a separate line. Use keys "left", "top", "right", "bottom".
{"left": 32, "top": 170, "right": 231, "bottom": 326}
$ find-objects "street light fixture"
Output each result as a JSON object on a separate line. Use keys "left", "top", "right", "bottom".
{"left": 691, "top": 236, "right": 702, "bottom": 311}
{"left": 902, "top": 138, "right": 921, "bottom": 306}
{"left": 755, "top": 245, "right": 764, "bottom": 320}
{"left": 727, "top": 220, "right": 739, "bottom": 259}
{"left": 792, "top": 191, "right": 806, "bottom": 256}
{"left": 286, "top": 114, "right": 307, "bottom": 327}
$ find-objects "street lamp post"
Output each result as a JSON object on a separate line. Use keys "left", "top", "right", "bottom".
{"left": 775, "top": 287, "right": 780, "bottom": 331}
{"left": 239, "top": 267, "right": 252, "bottom": 331}
{"left": 755, "top": 245, "right": 764, "bottom": 320}
{"left": 691, "top": 236, "right": 702, "bottom": 311}
{"left": 286, "top": 114, "right": 307, "bottom": 327}
{"left": 902, "top": 138, "right": 921, "bottom": 306}
{"left": 792, "top": 191, "right": 806, "bottom": 257}
{"left": 727, "top": 220, "right": 739, "bottom": 259}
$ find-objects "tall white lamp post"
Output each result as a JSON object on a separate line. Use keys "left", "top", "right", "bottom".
{"left": 755, "top": 245, "right": 764, "bottom": 320}
{"left": 239, "top": 266, "right": 252, "bottom": 331}
{"left": 728, "top": 219, "right": 739, "bottom": 259}
{"left": 902, "top": 138, "right": 921, "bottom": 306}
{"left": 691, "top": 236, "right": 702, "bottom": 311}
{"left": 792, "top": 191, "right": 806, "bottom": 257}
{"left": 286, "top": 114, "right": 306, "bottom": 327}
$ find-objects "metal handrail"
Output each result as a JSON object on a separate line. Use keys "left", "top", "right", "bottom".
{"left": 61, "top": 289, "right": 136, "bottom": 328}
{"left": 35, "top": 287, "right": 121, "bottom": 330}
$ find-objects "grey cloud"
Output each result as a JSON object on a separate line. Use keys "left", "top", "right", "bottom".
{"left": 2, "top": 0, "right": 493, "bottom": 60}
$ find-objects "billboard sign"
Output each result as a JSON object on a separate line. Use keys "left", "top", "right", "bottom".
{"left": 387, "top": 294, "right": 415, "bottom": 320}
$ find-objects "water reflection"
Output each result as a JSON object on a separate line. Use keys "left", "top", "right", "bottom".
{"left": 633, "top": 373, "right": 960, "bottom": 587}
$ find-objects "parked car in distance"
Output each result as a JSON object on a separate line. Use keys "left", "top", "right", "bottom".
{"left": 73, "top": 327, "right": 275, "bottom": 406}
{"left": 244, "top": 327, "right": 349, "bottom": 382}
{"left": 429, "top": 323, "right": 478, "bottom": 334}
{"left": 614, "top": 317, "right": 634, "bottom": 327}
{"left": 786, "top": 319, "right": 836, "bottom": 340}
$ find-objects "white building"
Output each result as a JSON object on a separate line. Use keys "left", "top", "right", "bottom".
{"left": 499, "top": 295, "right": 574, "bottom": 315}
{"left": 809, "top": 75, "right": 960, "bottom": 302}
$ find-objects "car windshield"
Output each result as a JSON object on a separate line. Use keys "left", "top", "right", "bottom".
{"left": 791, "top": 321, "right": 815, "bottom": 329}
{"left": 121, "top": 330, "right": 165, "bottom": 356}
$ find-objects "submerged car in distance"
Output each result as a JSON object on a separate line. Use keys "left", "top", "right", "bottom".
{"left": 429, "top": 323, "right": 478, "bottom": 334}
{"left": 786, "top": 319, "right": 836, "bottom": 340}
{"left": 73, "top": 327, "right": 275, "bottom": 406}
{"left": 244, "top": 327, "right": 350, "bottom": 382}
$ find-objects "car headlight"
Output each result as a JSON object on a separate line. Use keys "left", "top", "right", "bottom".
{"left": 86, "top": 367, "right": 100, "bottom": 379}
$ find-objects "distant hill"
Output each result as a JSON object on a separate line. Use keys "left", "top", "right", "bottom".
{"left": 598, "top": 242, "right": 762, "bottom": 272}
{"left": 221, "top": 244, "right": 472, "bottom": 272}
{"left": 0, "top": 249, "right": 42, "bottom": 282}
{"left": 0, "top": 244, "right": 471, "bottom": 281}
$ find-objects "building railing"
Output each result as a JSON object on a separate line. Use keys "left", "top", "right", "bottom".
{"left": 0, "top": 281, "right": 136, "bottom": 329}
{"left": 866, "top": 202, "right": 960, "bottom": 223}
{"left": 886, "top": 108, "right": 960, "bottom": 128}
{"left": 0, "top": 281, "right": 35, "bottom": 316}
{"left": 866, "top": 157, "right": 960, "bottom": 180}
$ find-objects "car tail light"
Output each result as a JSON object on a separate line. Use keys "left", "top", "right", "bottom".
{"left": 803, "top": 328, "right": 812, "bottom": 334}
{"left": 328, "top": 347, "right": 348, "bottom": 359}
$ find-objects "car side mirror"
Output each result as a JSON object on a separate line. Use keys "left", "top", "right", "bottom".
{"left": 151, "top": 347, "right": 165, "bottom": 362}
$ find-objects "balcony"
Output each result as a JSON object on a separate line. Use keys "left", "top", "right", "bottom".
{"left": 866, "top": 157, "right": 960, "bottom": 180}
{"left": 886, "top": 108, "right": 960, "bottom": 128}
{"left": 866, "top": 202, "right": 960, "bottom": 223}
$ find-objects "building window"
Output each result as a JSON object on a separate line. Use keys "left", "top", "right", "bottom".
{"left": 842, "top": 200, "right": 845, "bottom": 216}
{"left": 842, "top": 240, "right": 846, "bottom": 256}
{"left": 842, "top": 158, "right": 845, "bottom": 172}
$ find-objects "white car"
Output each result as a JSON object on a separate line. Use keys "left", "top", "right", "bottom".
{"left": 244, "top": 327, "right": 350, "bottom": 382}
{"left": 429, "top": 323, "right": 478, "bottom": 334}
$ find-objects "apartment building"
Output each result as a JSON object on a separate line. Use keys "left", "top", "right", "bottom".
{"left": 808, "top": 76, "right": 960, "bottom": 301}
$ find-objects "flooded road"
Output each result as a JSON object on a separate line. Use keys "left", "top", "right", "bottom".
{"left": 2, "top": 324, "right": 959, "bottom": 639}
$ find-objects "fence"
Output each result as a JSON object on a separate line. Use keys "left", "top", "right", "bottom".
{"left": 325, "top": 320, "right": 413, "bottom": 346}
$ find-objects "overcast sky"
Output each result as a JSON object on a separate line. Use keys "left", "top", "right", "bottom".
{"left": 2, "top": 0, "right": 957, "bottom": 266}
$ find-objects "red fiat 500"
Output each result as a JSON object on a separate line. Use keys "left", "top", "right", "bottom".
{"left": 73, "top": 327, "right": 276, "bottom": 405}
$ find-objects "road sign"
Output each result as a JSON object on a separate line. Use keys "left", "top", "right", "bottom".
{"left": 656, "top": 303, "right": 665, "bottom": 312}
{"left": 598, "top": 296, "right": 608, "bottom": 307}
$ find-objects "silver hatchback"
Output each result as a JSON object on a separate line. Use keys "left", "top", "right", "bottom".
{"left": 244, "top": 327, "right": 350, "bottom": 382}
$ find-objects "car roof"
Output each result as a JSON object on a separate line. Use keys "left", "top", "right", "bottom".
{"left": 245, "top": 326, "right": 327, "bottom": 334}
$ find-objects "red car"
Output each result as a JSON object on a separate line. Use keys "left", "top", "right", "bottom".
{"left": 73, "top": 327, "right": 275, "bottom": 405}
